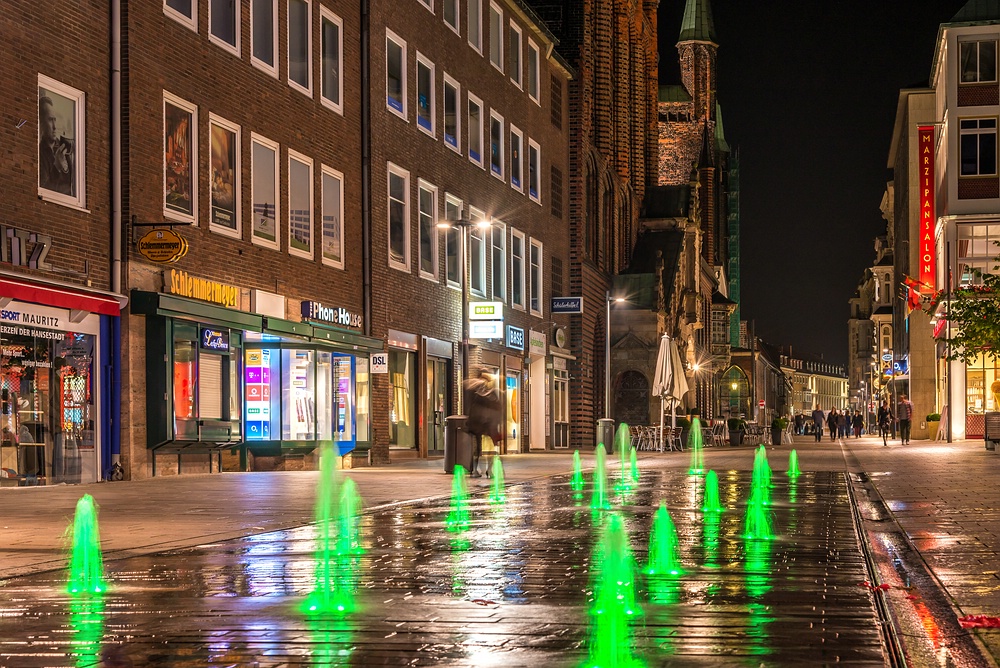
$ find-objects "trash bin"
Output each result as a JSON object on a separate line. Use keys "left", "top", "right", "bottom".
{"left": 444, "top": 415, "right": 475, "bottom": 473}
{"left": 596, "top": 418, "right": 615, "bottom": 452}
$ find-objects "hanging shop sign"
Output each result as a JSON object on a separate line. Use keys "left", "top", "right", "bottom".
{"left": 164, "top": 269, "right": 240, "bottom": 308}
{"left": 200, "top": 327, "right": 230, "bottom": 351}
{"left": 553, "top": 326, "right": 568, "bottom": 348}
{"left": 470, "top": 320, "right": 503, "bottom": 339}
{"left": 918, "top": 126, "right": 936, "bottom": 293}
{"left": 137, "top": 228, "right": 188, "bottom": 263}
{"left": 506, "top": 325, "right": 525, "bottom": 351}
{"left": 301, "top": 300, "right": 363, "bottom": 329}
{"left": 469, "top": 301, "right": 504, "bottom": 320}
{"left": 551, "top": 297, "right": 583, "bottom": 314}
{"left": 528, "top": 329, "right": 546, "bottom": 356}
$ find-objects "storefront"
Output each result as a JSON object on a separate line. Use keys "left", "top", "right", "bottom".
{"left": 0, "top": 275, "right": 123, "bottom": 486}
{"left": 132, "top": 280, "right": 378, "bottom": 471}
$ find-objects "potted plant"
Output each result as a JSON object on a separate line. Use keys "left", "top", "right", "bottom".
{"left": 926, "top": 413, "right": 941, "bottom": 441}
{"left": 727, "top": 418, "right": 745, "bottom": 446}
{"left": 771, "top": 417, "right": 789, "bottom": 445}
{"left": 676, "top": 416, "right": 692, "bottom": 449}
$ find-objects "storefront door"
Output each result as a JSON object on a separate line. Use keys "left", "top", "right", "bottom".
{"left": 389, "top": 349, "right": 417, "bottom": 451}
{"left": 505, "top": 370, "right": 520, "bottom": 453}
{"left": 425, "top": 357, "right": 448, "bottom": 455}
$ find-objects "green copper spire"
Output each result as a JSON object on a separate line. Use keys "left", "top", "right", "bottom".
{"left": 679, "top": 0, "right": 717, "bottom": 43}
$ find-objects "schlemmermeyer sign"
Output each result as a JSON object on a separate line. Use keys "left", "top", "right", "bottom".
{"left": 918, "top": 126, "right": 935, "bottom": 293}
{"left": 301, "top": 301, "right": 363, "bottom": 329}
{"left": 165, "top": 269, "right": 240, "bottom": 308}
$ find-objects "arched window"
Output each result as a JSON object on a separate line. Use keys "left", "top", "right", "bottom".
{"left": 615, "top": 370, "right": 649, "bottom": 425}
{"left": 720, "top": 366, "right": 750, "bottom": 418}
{"left": 585, "top": 160, "right": 598, "bottom": 259}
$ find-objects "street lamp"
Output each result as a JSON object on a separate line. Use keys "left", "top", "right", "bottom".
{"left": 437, "top": 216, "right": 491, "bottom": 387}
{"left": 605, "top": 291, "right": 625, "bottom": 419}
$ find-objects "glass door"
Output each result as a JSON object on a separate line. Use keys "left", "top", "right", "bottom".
{"left": 505, "top": 370, "right": 520, "bottom": 453}
{"left": 425, "top": 357, "right": 448, "bottom": 455}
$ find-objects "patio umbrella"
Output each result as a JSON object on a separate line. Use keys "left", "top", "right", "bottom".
{"left": 652, "top": 335, "right": 690, "bottom": 449}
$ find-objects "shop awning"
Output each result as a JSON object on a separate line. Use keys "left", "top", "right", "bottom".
{"left": 309, "top": 321, "right": 384, "bottom": 351}
{"left": 0, "top": 274, "right": 127, "bottom": 316}
{"left": 130, "top": 290, "right": 263, "bottom": 331}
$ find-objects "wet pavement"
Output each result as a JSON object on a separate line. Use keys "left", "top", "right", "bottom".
{"left": 0, "top": 436, "right": 998, "bottom": 666}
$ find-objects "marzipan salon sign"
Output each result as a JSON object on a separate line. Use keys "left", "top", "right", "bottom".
{"left": 164, "top": 269, "right": 240, "bottom": 308}
{"left": 918, "top": 126, "right": 935, "bottom": 294}
{"left": 137, "top": 228, "right": 188, "bottom": 263}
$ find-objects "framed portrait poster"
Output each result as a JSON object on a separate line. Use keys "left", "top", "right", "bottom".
{"left": 163, "top": 92, "right": 197, "bottom": 223}
{"left": 251, "top": 134, "right": 280, "bottom": 249}
{"left": 38, "top": 74, "right": 86, "bottom": 208}
{"left": 209, "top": 114, "right": 240, "bottom": 238}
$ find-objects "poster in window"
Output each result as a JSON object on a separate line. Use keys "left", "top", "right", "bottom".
{"left": 165, "top": 100, "right": 194, "bottom": 218}
{"left": 322, "top": 170, "right": 343, "bottom": 266}
{"left": 210, "top": 121, "right": 238, "bottom": 231}
{"left": 252, "top": 139, "right": 278, "bottom": 245}
{"left": 38, "top": 84, "right": 78, "bottom": 199}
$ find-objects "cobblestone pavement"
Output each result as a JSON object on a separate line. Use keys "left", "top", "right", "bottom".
{"left": 0, "top": 435, "right": 998, "bottom": 666}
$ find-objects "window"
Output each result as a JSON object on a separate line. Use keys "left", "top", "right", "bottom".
{"left": 386, "top": 30, "right": 407, "bottom": 117}
{"left": 321, "top": 166, "right": 344, "bottom": 268}
{"left": 468, "top": 0, "right": 482, "bottom": 53}
{"left": 388, "top": 163, "right": 410, "bottom": 271}
{"left": 510, "top": 125, "right": 523, "bottom": 191}
{"left": 417, "top": 0, "right": 432, "bottom": 11}
{"left": 163, "top": 91, "right": 196, "bottom": 222}
{"left": 209, "top": 0, "right": 239, "bottom": 54}
{"left": 469, "top": 208, "right": 486, "bottom": 296}
{"left": 445, "top": 195, "right": 462, "bottom": 287}
{"left": 511, "top": 228, "right": 525, "bottom": 308}
{"left": 443, "top": 74, "right": 461, "bottom": 152}
{"left": 320, "top": 8, "right": 343, "bottom": 113}
{"left": 251, "top": 133, "right": 280, "bottom": 249}
{"left": 491, "top": 222, "right": 506, "bottom": 301}
{"left": 961, "top": 40, "right": 998, "bottom": 84}
{"left": 509, "top": 21, "right": 522, "bottom": 88}
{"left": 489, "top": 111, "right": 504, "bottom": 178}
{"left": 527, "top": 38, "right": 540, "bottom": 102}
{"left": 529, "top": 238, "right": 542, "bottom": 315}
{"left": 209, "top": 114, "right": 241, "bottom": 238}
{"left": 528, "top": 138, "right": 540, "bottom": 202}
{"left": 416, "top": 54, "right": 435, "bottom": 135}
{"left": 251, "top": 0, "right": 278, "bottom": 75}
{"left": 37, "top": 76, "right": 86, "bottom": 210}
{"left": 489, "top": 2, "right": 503, "bottom": 71}
{"left": 957, "top": 224, "right": 1000, "bottom": 286}
{"left": 288, "top": 151, "right": 314, "bottom": 259}
{"left": 961, "top": 118, "right": 998, "bottom": 176}
{"left": 550, "top": 165, "right": 563, "bottom": 218}
{"left": 443, "top": 0, "right": 459, "bottom": 33}
{"left": 468, "top": 92, "right": 483, "bottom": 167}
{"left": 288, "top": 0, "right": 312, "bottom": 94}
{"left": 418, "top": 181, "right": 438, "bottom": 279}
{"left": 550, "top": 73, "right": 563, "bottom": 129}
{"left": 165, "top": 0, "right": 197, "bottom": 31}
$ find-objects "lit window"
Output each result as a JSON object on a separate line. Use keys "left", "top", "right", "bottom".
{"left": 208, "top": 114, "right": 241, "bottom": 238}
{"left": 469, "top": 207, "right": 486, "bottom": 296}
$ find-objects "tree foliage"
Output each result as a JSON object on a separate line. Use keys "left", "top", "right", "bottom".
{"left": 932, "top": 267, "right": 1000, "bottom": 364}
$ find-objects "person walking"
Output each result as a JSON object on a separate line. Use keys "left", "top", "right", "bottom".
{"left": 811, "top": 405, "right": 825, "bottom": 442}
{"left": 826, "top": 408, "right": 837, "bottom": 442}
{"left": 464, "top": 371, "right": 503, "bottom": 477}
{"left": 837, "top": 410, "right": 848, "bottom": 439}
{"left": 877, "top": 400, "right": 893, "bottom": 447}
{"left": 898, "top": 394, "right": 914, "bottom": 444}
{"left": 794, "top": 413, "right": 804, "bottom": 436}
{"left": 852, "top": 410, "right": 864, "bottom": 438}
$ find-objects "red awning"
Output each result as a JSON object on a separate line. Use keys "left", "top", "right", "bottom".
{"left": 0, "top": 277, "right": 125, "bottom": 316}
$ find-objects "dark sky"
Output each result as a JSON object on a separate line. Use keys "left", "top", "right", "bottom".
{"left": 657, "top": 0, "right": 969, "bottom": 366}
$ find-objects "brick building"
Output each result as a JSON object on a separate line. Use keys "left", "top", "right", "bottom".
{"left": 367, "top": 0, "right": 573, "bottom": 464}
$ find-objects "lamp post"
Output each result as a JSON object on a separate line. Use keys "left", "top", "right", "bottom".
{"left": 604, "top": 291, "right": 625, "bottom": 418}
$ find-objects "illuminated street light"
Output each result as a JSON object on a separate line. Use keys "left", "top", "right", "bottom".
{"left": 437, "top": 216, "right": 491, "bottom": 384}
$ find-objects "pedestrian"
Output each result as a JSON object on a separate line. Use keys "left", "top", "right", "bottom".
{"left": 811, "top": 405, "right": 825, "bottom": 442}
{"left": 794, "top": 413, "right": 803, "bottom": 435}
{"left": 463, "top": 371, "right": 503, "bottom": 477}
{"left": 898, "top": 394, "right": 914, "bottom": 445}
{"left": 852, "top": 410, "right": 863, "bottom": 438}
{"left": 828, "top": 408, "right": 839, "bottom": 442}
{"left": 837, "top": 410, "right": 848, "bottom": 439}
{"left": 877, "top": 400, "right": 893, "bottom": 447}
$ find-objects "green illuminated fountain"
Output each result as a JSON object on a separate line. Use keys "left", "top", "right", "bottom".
{"left": 570, "top": 450, "right": 586, "bottom": 493}
{"left": 629, "top": 447, "right": 639, "bottom": 483}
{"left": 66, "top": 494, "right": 106, "bottom": 596}
{"left": 336, "top": 478, "right": 363, "bottom": 556}
{"left": 701, "top": 470, "right": 725, "bottom": 513}
{"left": 644, "top": 501, "right": 683, "bottom": 576}
{"left": 687, "top": 417, "right": 705, "bottom": 475}
{"left": 446, "top": 466, "right": 471, "bottom": 531}
{"left": 701, "top": 511, "right": 721, "bottom": 569}
{"left": 614, "top": 425, "right": 632, "bottom": 494}
{"left": 786, "top": 449, "right": 801, "bottom": 477}
{"left": 488, "top": 457, "right": 506, "bottom": 504}
{"left": 751, "top": 447, "right": 772, "bottom": 507}
{"left": 591, "top": 444, "right": 611, "bottom": 510}
{"left": 585, "top": 512, "right": 645, "bottom": 668}
{"left": 744, "top": 474, "right": 774, "bottom": 541}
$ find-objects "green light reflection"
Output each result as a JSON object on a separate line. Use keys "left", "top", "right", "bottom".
{"left": 743, "top": 538, "right": 775, "bottom": 656}
{"left": 68, "top": 595, "right": 105, "bottom": 667}
{"left": 307, "top": 617, "right": 355, "bottom": 666}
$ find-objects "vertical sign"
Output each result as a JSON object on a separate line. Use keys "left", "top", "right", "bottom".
{"left": 918, "top": 126, "right": 936, "bottom": 293}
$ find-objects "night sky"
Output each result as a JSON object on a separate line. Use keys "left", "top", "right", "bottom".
{"left": 657, "top": 0, "right": 969, "bottom": 366}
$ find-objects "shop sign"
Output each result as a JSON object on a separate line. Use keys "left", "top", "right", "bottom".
{"left": 551, "top": 297, "right": 583, "bottom": 314}
{"left": 301, "top": 300, "right": 363, "bottom": 329}
{"left": 164, "top": 269, "right": 240, "bottom": 308}
{"left": 0, "top": 301, "right": 99, "bottom": 335}
{"left": 470, "top": 320, "right": 503, "bottom": 339}
{"left": 200, "top": 327, "right": 229, "bottom": 351}
{"left": 554, "top": 326, "right": 568, "bottom": 348}
{"left": 0, "top": 226, "right": 53, "bottom": 270}
{"left": 528, "top": 329, "right": 546, "bottom": 356}
{"left": 370, "top": 353, "right": 388, "bottom": 374}
{"left": 136, "top": 228, "right": 188, "bottom": 263}
{"left": 881, "top": 353, "right": 892, "bottom": 362}
{"left": 506, "top": 325, "right": 525, "bottom": 351}
{"left": 469, "top": 301, "right": 503, "bottom": 320}
{"left": 918, "top": 126, "right": 936, "bottom": 293}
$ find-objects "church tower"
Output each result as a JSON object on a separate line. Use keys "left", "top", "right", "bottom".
{"left": 677, "top": 0, "right": 717, "bottom": 125}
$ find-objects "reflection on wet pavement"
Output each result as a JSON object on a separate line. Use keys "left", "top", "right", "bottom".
{"left": 0, "top": 469, "right": 887, "bottom": 666}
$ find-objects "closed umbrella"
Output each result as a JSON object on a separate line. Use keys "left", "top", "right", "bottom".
{"left": 652, "top": 335, "right": 690, "bottom": 450}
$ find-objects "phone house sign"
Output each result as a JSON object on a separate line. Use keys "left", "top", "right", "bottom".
{"left": 301, "top": 300, "right": 363, "bottom": 329}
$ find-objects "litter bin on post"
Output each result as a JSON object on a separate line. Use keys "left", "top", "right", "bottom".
{"left": 596, "top": 418, "right": 615, "bottom": 452}
{"left": 985, "top": 412, "right": 1000, "bottom": 451}
{"left": 444, "top": 415, "right": 475, "bottom": 473}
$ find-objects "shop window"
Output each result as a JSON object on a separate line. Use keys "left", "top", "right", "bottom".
{"left": 282, "top": 349, "right": 315, "bottom": 440}
{"left": 288, "top": 0, "right": 312, "bottom": 95}
{"left": 244, "top": 348, "right": 280, "bottom": 440}
{"left": 389, "top": 350, "right": 416, "bottom": 448}
{"left": 356, "top": 357, "right": 370, "bottom": 443}
{"left": 169, "top": 322, "right": 241, "bottom": 443}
